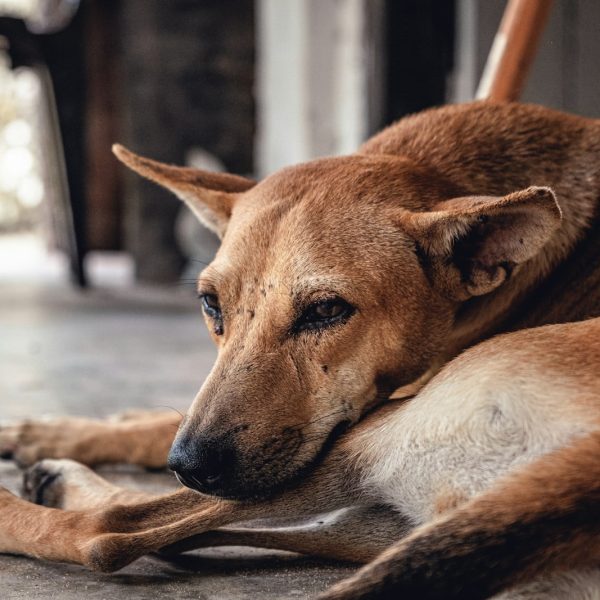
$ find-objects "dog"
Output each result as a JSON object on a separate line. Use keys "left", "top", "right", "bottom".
{"left": 0, "top": 101, "right": 599, "bottom": 598}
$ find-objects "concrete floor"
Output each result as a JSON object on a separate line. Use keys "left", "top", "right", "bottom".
{"left": 0, "top": 282, "right": 353, "bottom": 599}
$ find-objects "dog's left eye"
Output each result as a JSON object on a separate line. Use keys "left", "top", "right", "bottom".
{"left": 199, "top": 293, "right": 224, "bottom": 335}
{"left": 294, "top": 298, "right": 354, "bottom": 332}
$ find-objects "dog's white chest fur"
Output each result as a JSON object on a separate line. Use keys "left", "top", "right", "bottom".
{"left": 356, "top": 359, "right": 593, "bottom": 526}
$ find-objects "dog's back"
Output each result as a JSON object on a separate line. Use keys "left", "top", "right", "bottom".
{"left": 361, "top": 101, "right": 600, "bottom": 204}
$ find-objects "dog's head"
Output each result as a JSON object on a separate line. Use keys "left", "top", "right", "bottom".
{"left": 114, "top": 145, "right": 560, "bottom": 499}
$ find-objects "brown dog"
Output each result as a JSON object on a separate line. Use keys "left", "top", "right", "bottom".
{"left": 0, "top": 101, "right": 599, "bottom": 598}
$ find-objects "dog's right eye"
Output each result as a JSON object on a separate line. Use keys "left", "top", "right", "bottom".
{"left": 199, "top": 294, "right": 223, "bottom": 335}
{"left": 293, "top": 298, "right": 355, "bottom": 333}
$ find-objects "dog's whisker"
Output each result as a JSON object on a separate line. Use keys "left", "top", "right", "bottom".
{"left": 154, "top": 406, "right": 186, "bottom": 419}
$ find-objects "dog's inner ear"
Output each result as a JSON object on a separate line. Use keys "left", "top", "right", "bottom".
{"left": 112, "top": 144, "right": 256, "bottom": 238}
{"left": 401, "top": 186, "right": 561, "bottom": 300}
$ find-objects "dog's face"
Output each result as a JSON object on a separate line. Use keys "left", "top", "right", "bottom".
{"left": 178, "top": 158, "right": 455, "bottom": 498}
{"left": 114, "top": 145, "right": 560, "bottom": 499}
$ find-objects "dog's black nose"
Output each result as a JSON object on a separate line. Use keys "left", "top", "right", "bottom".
{"left": 167, "top": 434, "right": 236, "bottom": 495}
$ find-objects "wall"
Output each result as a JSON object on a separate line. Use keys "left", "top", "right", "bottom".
{"left": 453, "top": 0, "right": 600, "bottom": 117}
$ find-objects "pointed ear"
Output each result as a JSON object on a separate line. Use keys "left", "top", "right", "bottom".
{"left": 112, "top": 144, "right": 256, "bottom": 238}
{"left": 400, "top": 186, "right": 562, "bottom": 300}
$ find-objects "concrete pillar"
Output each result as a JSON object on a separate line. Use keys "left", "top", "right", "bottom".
{"left": 255, "top": 0, "right": 383, "bottom": 176}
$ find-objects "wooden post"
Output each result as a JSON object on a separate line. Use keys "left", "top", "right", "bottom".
{"left": 85, "top": 0, "right": 122, "bottom": 251}
{"left": 476, "top": 0, "right": 554, "bottom": 101}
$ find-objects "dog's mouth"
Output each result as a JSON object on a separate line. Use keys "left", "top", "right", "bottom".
{"left": 174, "top": 470, "right": 219, "bottom": 493}
{"left": 174, "top": 419, "right": 353, "bottom": 501}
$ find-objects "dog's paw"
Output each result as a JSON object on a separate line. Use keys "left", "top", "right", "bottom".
{"left": 22, "top": 459, "right": 114, "bottom": 510}
{"left": 0, "top": 418, "right": 105, "bottom": 467}
{"left": 0, "top": 420, "right": 35, "bottom": 464}
{"left": 0, "top": 420, "right": 67, "bottom": 467}
{"left": 23, "top": 459, "right": 66, "bottom": 507}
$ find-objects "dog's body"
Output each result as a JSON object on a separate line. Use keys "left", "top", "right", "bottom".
{"left": 1, "top": 101, "right": 599, "bottom": 599}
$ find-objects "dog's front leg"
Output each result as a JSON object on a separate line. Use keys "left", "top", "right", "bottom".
{"left": 0, "top": 410, "right": 181, "bottom": 468}
{"left": 2, "top": 400, "right": 415, "bottom": 571}
{"left": 160, "top": 504, "right": 410, "bottom": 564}
{"left": 22, "top": 459, "right": 408, "bottom": 563}
{"left": 2, "top": 460, "right": 354, "bottom": 571}
{"left": 0, "top": 485, "right": 231, "bottom": 570}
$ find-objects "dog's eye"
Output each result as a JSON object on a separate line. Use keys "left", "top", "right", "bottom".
{"left": 294, "top": 298, "right": 354, "bottom": 333}
{"left": 199, "top": 293, "right": 223, "bottom": 335}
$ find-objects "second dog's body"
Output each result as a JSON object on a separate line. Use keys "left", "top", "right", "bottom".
{"left": 0, "top": 101, "right": 599, "bottom": 598}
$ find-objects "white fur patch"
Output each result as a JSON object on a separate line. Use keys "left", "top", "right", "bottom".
{"left": 355, "top": 354, "right": 595, "bottom": 524}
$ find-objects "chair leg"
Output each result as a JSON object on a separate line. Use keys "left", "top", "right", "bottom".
{"left": 477, "top": 0, "right": 554, "bottom": 101}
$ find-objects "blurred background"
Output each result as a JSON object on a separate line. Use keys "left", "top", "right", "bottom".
{"left": 0, "top": 0, "right": 598, "bottom": 289}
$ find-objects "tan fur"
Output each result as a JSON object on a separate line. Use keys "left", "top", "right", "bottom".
{"left": 0, "top": 411, "right": 180, "bottom": 468}
{"left": 0, "top": 101, "right": 599, "bottom": 598}
{"left": 433, "top": 487, "right": 467, "bottom": 516}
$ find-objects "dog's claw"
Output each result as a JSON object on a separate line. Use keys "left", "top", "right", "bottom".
{"left": 20, "top": 459, "right": 121, "bottom": 511}
{"left": 0, "top": 446, "right": 15, "bottom": 460}
{"left": 23, "top": 461, "right": 64, "bottom": 507}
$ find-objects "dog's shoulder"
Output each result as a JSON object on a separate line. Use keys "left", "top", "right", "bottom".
{"left": 359, "top": 102, "right": 599, "bottom": 196}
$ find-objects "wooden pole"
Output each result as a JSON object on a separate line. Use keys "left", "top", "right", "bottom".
{"left": 476, "top": 0, "right": 554, "bottom": 102}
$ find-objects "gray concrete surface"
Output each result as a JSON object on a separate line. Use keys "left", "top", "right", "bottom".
{"left": 0, "top": 283, "right": 353, "bottom": 599}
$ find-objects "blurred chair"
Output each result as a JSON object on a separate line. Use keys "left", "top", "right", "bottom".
{"left": 0, "top": 3, "right": 87, "bottom": 286}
